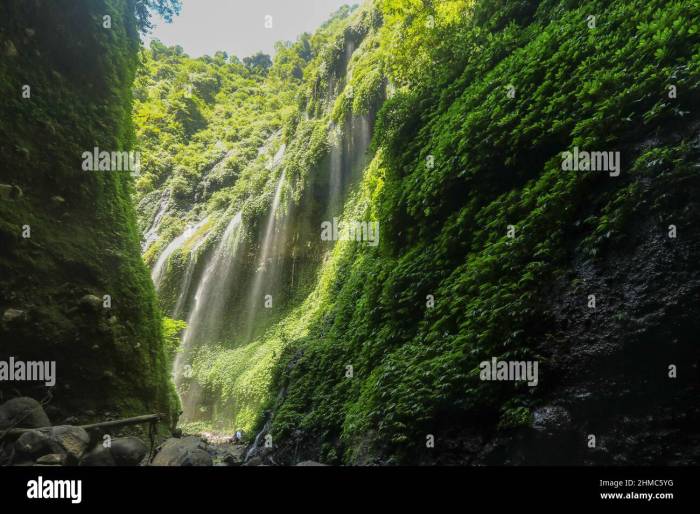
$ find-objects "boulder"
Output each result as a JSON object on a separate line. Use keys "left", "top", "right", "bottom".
{"left": 111, "top": 437, "right": 148, "bottom": 466}
{"left": 15, "top": 430, "right": 61, "bottom": 458}
{"left": 222, "top": 445, "right": 246, "bottom": 465}
{"left": 79, "top": 445, "right": 116, "bottom": 466}
{"left": 80, "top": 437, "right": 148, "bottom": 466}
{"left": 0, "top": 397, "right": 51, "bottom": 430}
{"left": 40, "top": 425, "right": 90, "bottom": 463}
{"left": 243, "top": 456, "right": 263, "bottom": 466}
{"left": 151, "top": 437, "right": 212, "bottom": 466}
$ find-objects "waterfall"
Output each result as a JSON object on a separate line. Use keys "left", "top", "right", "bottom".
{"left": 142, "top": 192, "right": 169, "bottom": 252}
{"left": 172, "top": 225, "right": 211, "bottom": 319}
{"left": 174, "top": 211, "right": 244, "bottom": 421}
{"left": 329, "top": 123, "right": 343, "bottom": 215}
{"left": 244, "top": 170, "right": 287, "bottom": 340}
{"left": 150, "top": 217, "right": 208, "bottom": 290}
{"left": 172, "top": 251, "right": 199, "bottom": 320}
{"left": 162, "top": 115, "right": 371, "bottom": 427}
{"left": 327, "top": 114, "right": 372, "bottom": 218}
{"left": 268, "top": 144, "right": 286, "bottom": 170}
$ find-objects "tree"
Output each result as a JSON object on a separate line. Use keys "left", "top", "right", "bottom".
{"left": 243, "top": 52, "right": 273, "bottom": 75}
{"left": 134, "top": 0, "right": 182, "bottom": 32}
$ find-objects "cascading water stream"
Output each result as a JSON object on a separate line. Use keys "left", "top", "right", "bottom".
{"left": 172, "top": 251, "right": 199, "bottom": 320}
{"left": 244, "top": 170, "right": 287, "bottom": 341}
{"left": 175, "top": 211, "right": 244, "bottom": 421}
{"left": 328, "top": 114, "right": 372, "bottom": 218}
{"left": 172, "top": 227, "right": 211, "bottom": 320}
{"left": 142, "top": 192, "right": 170, "bottom": 252}
{"left": 151, "top": 217, "right": 209, "bottom": 289}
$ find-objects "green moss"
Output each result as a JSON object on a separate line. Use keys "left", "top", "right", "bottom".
{"left": 130, "top": 0, "right": 700, "bottom": 464}
{"left": 259, "top": 0, "right": 700, "bottom": 463}
{"left": 0, "top": 0, "right": 178, "bottom": 429}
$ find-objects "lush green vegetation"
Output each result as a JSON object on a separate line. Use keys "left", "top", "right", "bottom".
{"left": 134, "top": 0, "right": 700, "bottom": 463}
{"left": 0, "top": 0, "right": 180, "bottom": 430}
{"left": 2, "top": 0, "right": 696, "bottom": 465}
{"left": 133, "top": 4, "right": 379, "bottom": 433}
{"left": 264, "top": 0, "right": 700, "bottom": 463}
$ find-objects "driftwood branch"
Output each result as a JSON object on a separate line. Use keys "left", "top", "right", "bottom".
{"left": 4, "top": 413, "right": 162, "bottom": 438}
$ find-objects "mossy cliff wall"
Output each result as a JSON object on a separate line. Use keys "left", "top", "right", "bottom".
{"left": 130, "top": 0, "right": 700, "bottom": 465}
{"left": 0, "top": 0, "right": 178, "bottom": 428}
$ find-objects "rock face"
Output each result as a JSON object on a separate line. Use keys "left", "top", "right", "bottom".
{"left": 0, "top": 0, "right": 177, "bottom": 433}
{"left": 151, "top": 437, "right": 212, "bottom": 466}
{"left": 0, "top": 397, "right": 51, "bottom": 430}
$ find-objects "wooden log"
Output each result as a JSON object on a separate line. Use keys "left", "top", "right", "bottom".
{"left": 3, "top": 413, "right": 162, "bottom": 438}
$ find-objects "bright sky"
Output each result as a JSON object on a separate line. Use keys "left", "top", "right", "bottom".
{"left": 145, "top": 0, "right": 358, "bottom": 59}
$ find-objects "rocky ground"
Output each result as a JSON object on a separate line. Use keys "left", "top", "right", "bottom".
{"left": 0, "top": 396, "right": 322, "bottom": 466}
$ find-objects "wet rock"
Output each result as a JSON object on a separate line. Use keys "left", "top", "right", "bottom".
{"left": 51, "top": 196, "right": 65, "bottom": 205}
{"left": 111, "top": 437, "right": 148, "bottom": 466}
{"left": 0, "top": 397, "right": 51, "bottom": 430}
{"left": 151, "top": 437, "right": 212, "bottom": 466}
{"left": 36, "top": 453, "right": 66, "bottom": 466}
{"left": 296, "top": 460, "right": 326, "bottom": 466}
{"left": 2, "top": 308, "right": 27, "bottom": 322}
{"left": 222, "top": 445, "right": 246, "bottom": 465}
{"left": 243, "top": 456, "right": 263, "bottom": 466}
